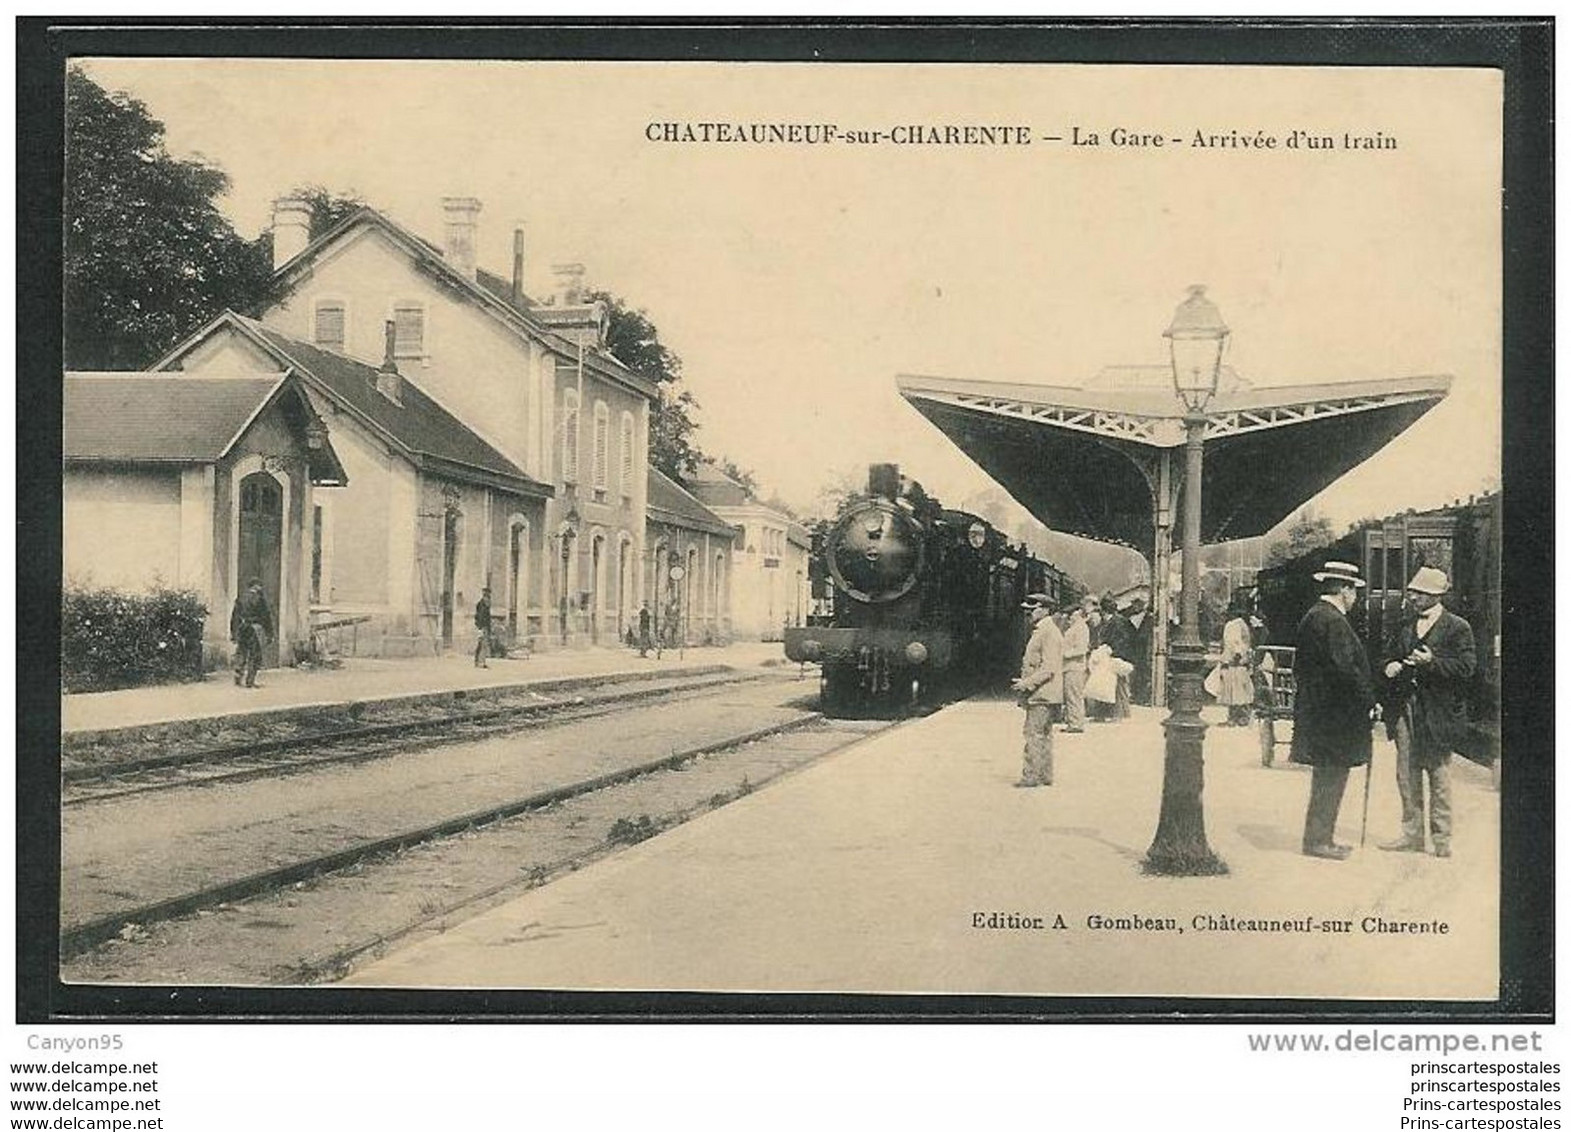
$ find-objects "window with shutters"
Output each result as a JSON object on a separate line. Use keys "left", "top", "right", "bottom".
{"left": 561, "top": 388, "right": 580, "bottom": 483}
{"left": 392, "top": 303, "right": 425, "bottom": 359}
{"left": 313, "top": 301, "right": 346, "bottom": 352}
{"left": 620, "top": 412, "right": 636, "bottom": 500}
{"left": 593, "top": 402, "right": 610, "bottom": 498}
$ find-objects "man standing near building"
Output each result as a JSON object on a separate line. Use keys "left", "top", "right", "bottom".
{"left": 1289, "top": 561, "right": 1378, "bottom": 860}
{"left": 474, "top": 586, "right": 493, "bottom": 668}
{"left": 1379, "top": 567, "right": 1477, "bottom": 859}
{"left": 229, "top": 577, "right": 273, "bottom": 689}
{"left": 638, "top": 601, "right": 653, "bottom": 658}
{"left": 1061, "top": 599, "right": 1091, "bottom": 732}
{"left": 1011, "top": 593, "right": 1063, "bottom": 787}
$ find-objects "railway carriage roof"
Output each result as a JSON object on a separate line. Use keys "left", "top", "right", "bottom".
{"left": 898, "top": 372, "right": 1450, "bottom": 551}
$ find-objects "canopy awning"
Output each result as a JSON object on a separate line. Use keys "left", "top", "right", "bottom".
{"left": 897, "top": 372, "right": 1451, "bottom": 552}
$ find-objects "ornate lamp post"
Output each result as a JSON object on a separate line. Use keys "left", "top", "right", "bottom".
{"left": 1145, "top": 285, "right": 1230, "bottom": 876}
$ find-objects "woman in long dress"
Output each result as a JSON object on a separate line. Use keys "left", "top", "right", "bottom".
{"left": 1217, "top": 599, "right": 1256, "bottom": 726}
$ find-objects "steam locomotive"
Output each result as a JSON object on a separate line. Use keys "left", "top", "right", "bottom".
{"left": 783, "top": 464, "right": 1079, "bottom": 716}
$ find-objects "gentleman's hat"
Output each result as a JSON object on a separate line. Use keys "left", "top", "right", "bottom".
{"left": 1311, "top": 560, "right": 1366, "bottom": 588}
{"left": 1406, "top": 566, "right": 1450, "bottom": 595}
{"left": 1020, "top": 593, "right": 1052, "bottom": 610}
{"left": 246, "top": 576, "right": 262, "bottom": 587}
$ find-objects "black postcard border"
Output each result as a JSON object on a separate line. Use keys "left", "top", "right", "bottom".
{"left": 16, "top": 16, "right": 1553, "bottom": 1024}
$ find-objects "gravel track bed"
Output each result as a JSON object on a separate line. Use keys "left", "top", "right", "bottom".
{"left": 62, "top": 674, "right": 816, "bottom": 934}
{"left": 62, "top": 672, "right": 770, "bottom": 804}
{"left": 61, "top": 716, "right": 892, "bottom": 986}
{"left": 62, "top": 667, "right": 755, "bottom": 777}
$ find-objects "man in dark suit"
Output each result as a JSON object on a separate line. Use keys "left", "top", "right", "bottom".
{"left": 1097, "top": 596, "right": 1136, "bottom": 719}
{"left": 229, "top": 578, "right": 273, "bottom": 689}
{"left": 473, "top": 587, "right": 493, "bottom": 668}
{"left": 1378, "top": 567, "right": 1477, "bottom": 858}
{"left": 1289, "top": 561, "right": 1377, "bottom": 860}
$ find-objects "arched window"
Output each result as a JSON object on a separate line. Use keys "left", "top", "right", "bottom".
{"left": 620, "top": 412, "right": 636, "bottom": 500}
{"left": 561, "top": 388, "right": 580, "bottom": 483}
{"left": 593, "top": 401, "right": 610, "bottom": 496}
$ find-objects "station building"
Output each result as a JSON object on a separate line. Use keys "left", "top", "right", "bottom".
{"left": 149, "top": 197, "right": 670, "bottom": 657}
{"left": 682, "top": 462, "right": 811, "bottom": 641}
{"left": 63, "top": 370, "right": 347, "bottom": 665}
{"left": 645, "top": 468, "right": 738, "bottom": 646}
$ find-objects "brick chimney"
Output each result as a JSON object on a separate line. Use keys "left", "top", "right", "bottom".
{"left": 551, "top": 262, "right": 586, "bottom": 306}
{"left": 441, "top": 197, "right": 483, "bottom": 280}
{"left": 511, "top": 225, "right": 526, "bottom": 306}
{"left": 375, "top": 320, "right": 403, "bottom": 404}
{"left": 271, "top": 197, "right": 312, "bottom": 269}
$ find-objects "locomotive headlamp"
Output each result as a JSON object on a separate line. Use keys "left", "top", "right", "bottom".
{"left": 1164, "top": 284, "right": 1229, "bottom": 414}
{"left": 904, "top": 641, "right": 929, "bottom": 665}
{"left": 967, "top": 522, "right": 987, "bottom": 550}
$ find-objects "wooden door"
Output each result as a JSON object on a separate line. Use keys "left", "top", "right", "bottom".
{"left": 441, "top": 509, "right": 459, "bottom": 647}
{"left": 508, "top": 525, "right": 523, "bottom": 643}
{"left": 237, "top": 472, "right": 283, "bottom": 667}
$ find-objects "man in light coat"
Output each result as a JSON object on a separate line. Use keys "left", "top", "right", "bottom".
{"left": 1060, "top": 600, "right": 1091, "bottom": 732}
{"left": 1379, "top": 567, "right": 1477, "bottom": 858}
{"left": 1289, "top": 561, "right": 1377, "bottom": 860}
{"left": 1011, "top": 593, "right": 1064, "bottom": 787}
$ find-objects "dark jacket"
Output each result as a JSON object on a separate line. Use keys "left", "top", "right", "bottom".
{"left": 1383, "top": 608, "right": 1477, "bottom": 766}
{"left": 1099, "top": 612, "right": 1137, "bottom": 662}
{"left": 474, "top": 597, "right": 492, "bottom": 631}
{"left": 1289, "top": 598, "right": 1376, "bottom": 768}
{"left": 229, "top": 590, "right": 273, "bottom": 644}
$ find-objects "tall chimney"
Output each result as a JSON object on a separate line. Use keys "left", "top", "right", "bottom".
{"left": 441, "top": 196, "right": 483, "bottom": 280}
{"left": 551, "top": 262, "right": 586, "bottom": 306}
{"left": 272, "top": 196, "right": 312, "bottom": 270}
{"left": 511, "top": 225, "right": 526, "bottom": 306}
{"left": 375, "top": 320, "right": 402, "bottom": 404}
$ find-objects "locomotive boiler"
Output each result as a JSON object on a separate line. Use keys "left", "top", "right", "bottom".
{"left": 784, "top": 464, "right": 1075, "bottom": 716}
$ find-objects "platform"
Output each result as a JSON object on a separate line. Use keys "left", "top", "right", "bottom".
{"left": 345, "top": 700, "right": 1500, "bottom": 1001}
{"left": 61, "top": 642, "right": 789, "bottom": 738}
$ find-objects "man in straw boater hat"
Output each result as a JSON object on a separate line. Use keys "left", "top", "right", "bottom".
{"left": 1289, "top": 560, "right": 1379, "bottom": 860}
{"left": 1010, "top": 592, "right": 1063, "bottom": 787}
{"left": 1378, "top": 566, "right": 1478, "bottom": 859}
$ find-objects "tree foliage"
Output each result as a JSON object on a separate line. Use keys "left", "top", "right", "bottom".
{"left": 716, "top": 458, "right": 760, "bottom": 497}
{"left": 588, "top": 289, "right": 703, "bottom": 478}
{"left": 1263, "top": 508, "right": 1338, "bottom": 568}
{"left": 289, "top": 184, "right": 369, "bottom": 241}
{"left": 65, "top": 67, "right": 276, "bottom": 369}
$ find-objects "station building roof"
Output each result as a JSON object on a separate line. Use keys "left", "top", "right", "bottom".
{"left": 647, "top": 467, "right": 740, "bottom": 541}
{"left": 64, "top": 371, "right": 348, "bottom": 485}
{"left": 897, "top": 369, "right": 1450, "bottom": 553}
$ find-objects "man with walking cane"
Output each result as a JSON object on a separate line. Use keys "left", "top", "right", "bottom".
{"left": 1289, "top": 561, "right": 1378, "bottom": 860}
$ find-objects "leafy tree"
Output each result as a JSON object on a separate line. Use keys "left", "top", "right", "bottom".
{"left": 716, "top": 458, "right": 760, "bottom": 497}
{"left": 65, "top": 66, "right": 276, "bottom": 369}
{"left": 1263, "top": 508, "right": 1337, "bottom": 568}
{"left": 588, "top": 289, "right": 703, "bottom": 478}
{"left": 288, "top": 184, "right": 368, "bottom": 241}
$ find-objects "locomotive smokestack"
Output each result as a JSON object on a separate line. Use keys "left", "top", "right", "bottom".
{"left": 868, "top": 463, "right": 901, "bottom": 500}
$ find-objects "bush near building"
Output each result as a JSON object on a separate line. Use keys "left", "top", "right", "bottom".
{"left": 62, "top": 584, "right": 209, "bottom": 693}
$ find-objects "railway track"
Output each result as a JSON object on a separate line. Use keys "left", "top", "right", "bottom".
{"left": 63, "top": 669, "right": 772, "bottom": 805}
{"left": 61, "top": 678, "right": 831, "bottom": 960}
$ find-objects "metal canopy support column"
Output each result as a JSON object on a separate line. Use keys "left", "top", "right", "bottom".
{"left": 1143, "top": 447, "right": 1177, "bottom": 706}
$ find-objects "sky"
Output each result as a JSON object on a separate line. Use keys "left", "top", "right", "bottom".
{"left": 79, "top": 58, "right": 1503, "bottom": 538}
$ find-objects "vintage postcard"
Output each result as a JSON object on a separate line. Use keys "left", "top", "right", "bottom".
{"left": 41, "top": 39, "right": 1532, "bottom": 1015}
